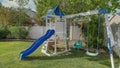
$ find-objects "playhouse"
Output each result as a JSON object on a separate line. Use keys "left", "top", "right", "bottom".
{"left": 41, "top": 5, "right": 70, "bottom": 56}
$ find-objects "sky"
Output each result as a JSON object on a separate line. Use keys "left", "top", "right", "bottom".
{"left": 0, "top": 0, "right": 36, "bottom": 11}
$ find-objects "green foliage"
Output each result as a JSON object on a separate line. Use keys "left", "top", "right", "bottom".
{"left": 0, "top": 2, "right": 2, "bottom": 8}
{"left": 0, "top": 7, "right": 30, "bottom": 26}
{"left": 9, "top": 0, "right": 30, "bottom": 26}
{"left": 8, "top": 26, "right": 28, "bottom": 39}
{"left": 34, "top": 0, "right": 120, "bottom": 49}
{"left": 35, "top": 0, "right": 120, "bottom": 15}
{"left": 0, "top": 30, "right": 10, "bottom": 39}
{"left": 0, "top": 25, "right": 10, "bottom": 39}
{"left": 34, "top": 0, "right": 120, "bottom": 24}
{"left": 8, "top": 9, "right": 30, "bottom": 26}
{"left": 83, "top": 15, "right": 105, "bottom": 48}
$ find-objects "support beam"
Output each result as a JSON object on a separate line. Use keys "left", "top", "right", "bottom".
{"left": 64, "top": 10, "right": 98, "bottom": 19}
{"left": 105, "top": 14, "right": 115, "bottom": 68}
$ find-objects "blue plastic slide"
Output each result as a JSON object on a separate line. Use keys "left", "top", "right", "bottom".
{"left": 20, "top": 29, "right": 55, "bottom": 60}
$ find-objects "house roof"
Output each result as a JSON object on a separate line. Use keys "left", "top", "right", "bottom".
{"left": 109, "top": 12, "right": 120, "bottom": 22}
{"left": 109, "top": 13, "right": 120, "bottom": 25}
{"left": 42, "top": 5, "right": 64, "bottom": 18}
{"left": 23, "top": 9, "right": 36, "bottom": 18}
{"left": 116, "top": 12, "right": 120, "bottom": 16}
{"left": 22, "top": 9, "right": 37, "bottom": 23}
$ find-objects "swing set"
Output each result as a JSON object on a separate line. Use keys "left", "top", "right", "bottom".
{"left": 71, "top": 14, "right": 101, "bottom": 57}
{"left": 64, "top": 8, "right": 115, "bottom": 68}
{"left": 41, "top": 5, "right": 115, "bottom": 68}
{"left": 86, "top": 15, "right": 101, "bottom": 56}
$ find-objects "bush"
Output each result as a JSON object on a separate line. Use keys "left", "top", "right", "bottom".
{"left": 8, "top": 26, "right": 28, "bottom": 39}
{"left": 0, "top": 26, "right": 10, "bottom": 39}
{"left": 0, "top": 29, "right": 10, "bottom": 39}
{"left": 82, "top": 15, "right": 105, "bottom": 48}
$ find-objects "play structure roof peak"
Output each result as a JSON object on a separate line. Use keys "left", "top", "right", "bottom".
{"left": 42, "top": 5, "right": 65, "bottom": 18}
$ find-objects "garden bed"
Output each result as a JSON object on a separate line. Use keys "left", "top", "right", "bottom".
{"left": 0, "top": 39, "right": 35, "bottom": 42}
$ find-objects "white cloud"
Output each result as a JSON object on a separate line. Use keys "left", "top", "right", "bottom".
{"left": 1, "top": 0, "right": 36, "bottom": 11}
{"left": 2, "top": 0, "right": 18, "bottom": 8}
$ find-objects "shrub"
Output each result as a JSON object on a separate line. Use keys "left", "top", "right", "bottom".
{"left": 8, "top": 26, "right": 28, "bottom": 39}
{"left": 82, "top": 15, "right": 105, "bottom": 49}
{"left": 0, "top": 29, "right": 10, "bottom": 39}
{"left": 0, "top": 26, "right": 10, "bottom": 39}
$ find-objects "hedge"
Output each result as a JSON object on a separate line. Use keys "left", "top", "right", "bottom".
{"left": 8, "top": 26, "right": 28, "bottom": 39}
{"left": 0, "top": 29, "right": 10, "bottom": 39}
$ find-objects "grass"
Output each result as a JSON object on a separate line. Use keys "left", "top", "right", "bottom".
{"left": 0, "top": 41, "right": 119, "bottom": 68}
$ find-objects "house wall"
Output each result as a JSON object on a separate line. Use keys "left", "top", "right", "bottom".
{"left": 110, "top": 15, "right": 120, "bottom": 25}
{"left": 111, "top": 23, "right": 120, "bottom": 58}
{"left": 70, "top": 26, "right": 81, "bottom": 40}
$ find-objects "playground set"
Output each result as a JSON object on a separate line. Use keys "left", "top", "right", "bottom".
{"left": 20, "top": 5, "right": 116, "bottom": 68}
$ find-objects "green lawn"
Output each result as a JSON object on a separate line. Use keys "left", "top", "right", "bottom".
{"left": 0, "top": 41, "right": 119, "bottom": 68}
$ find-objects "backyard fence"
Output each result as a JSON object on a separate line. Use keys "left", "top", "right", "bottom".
{"left": 27, "top": 25, "right": 81, "bottom": 40}
{"left": 25, "top": 23, "right": 120, "bottom": 58}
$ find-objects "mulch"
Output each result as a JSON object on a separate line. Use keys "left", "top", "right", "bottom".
{"left": 0, "top": 39, "right": 35, "bottom": 42}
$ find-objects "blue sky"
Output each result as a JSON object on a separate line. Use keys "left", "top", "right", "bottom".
{"left": 0, "top": 0, "right": 36, "bottom": 11}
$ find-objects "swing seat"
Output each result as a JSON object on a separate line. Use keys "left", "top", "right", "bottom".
{"left": 86, "top": 51, "right": 98, "bottom": 57}
{"left": 72, "top": 40, "right": 82, "bottom": 49}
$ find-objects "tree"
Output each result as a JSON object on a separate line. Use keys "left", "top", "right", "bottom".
{"left": 33, "top": 0, "right": 120, "bottom": 24}
{"left": 0, "top": 2, "right": 2, "bottom": 8}
{"left": 8, "top": 8, "right": 30, "bottom": 26}
{"left": 9, "top": 0, "right": 29, "bottom": 25}
{"left": 35, "top": 0, "right": 120, "bottom": 16}
{"left": 0, "top": 7, "right": 30, "bottom": 26}
{"left": 34, "top": 0, "right": 120, "bottom": 49}
{"left": 0, "top": 7, "right": 10, "bottom": 26}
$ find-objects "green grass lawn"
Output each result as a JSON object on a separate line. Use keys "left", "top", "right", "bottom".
{"left": 0, "top": 41, "right": 119, "bottom": 68}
